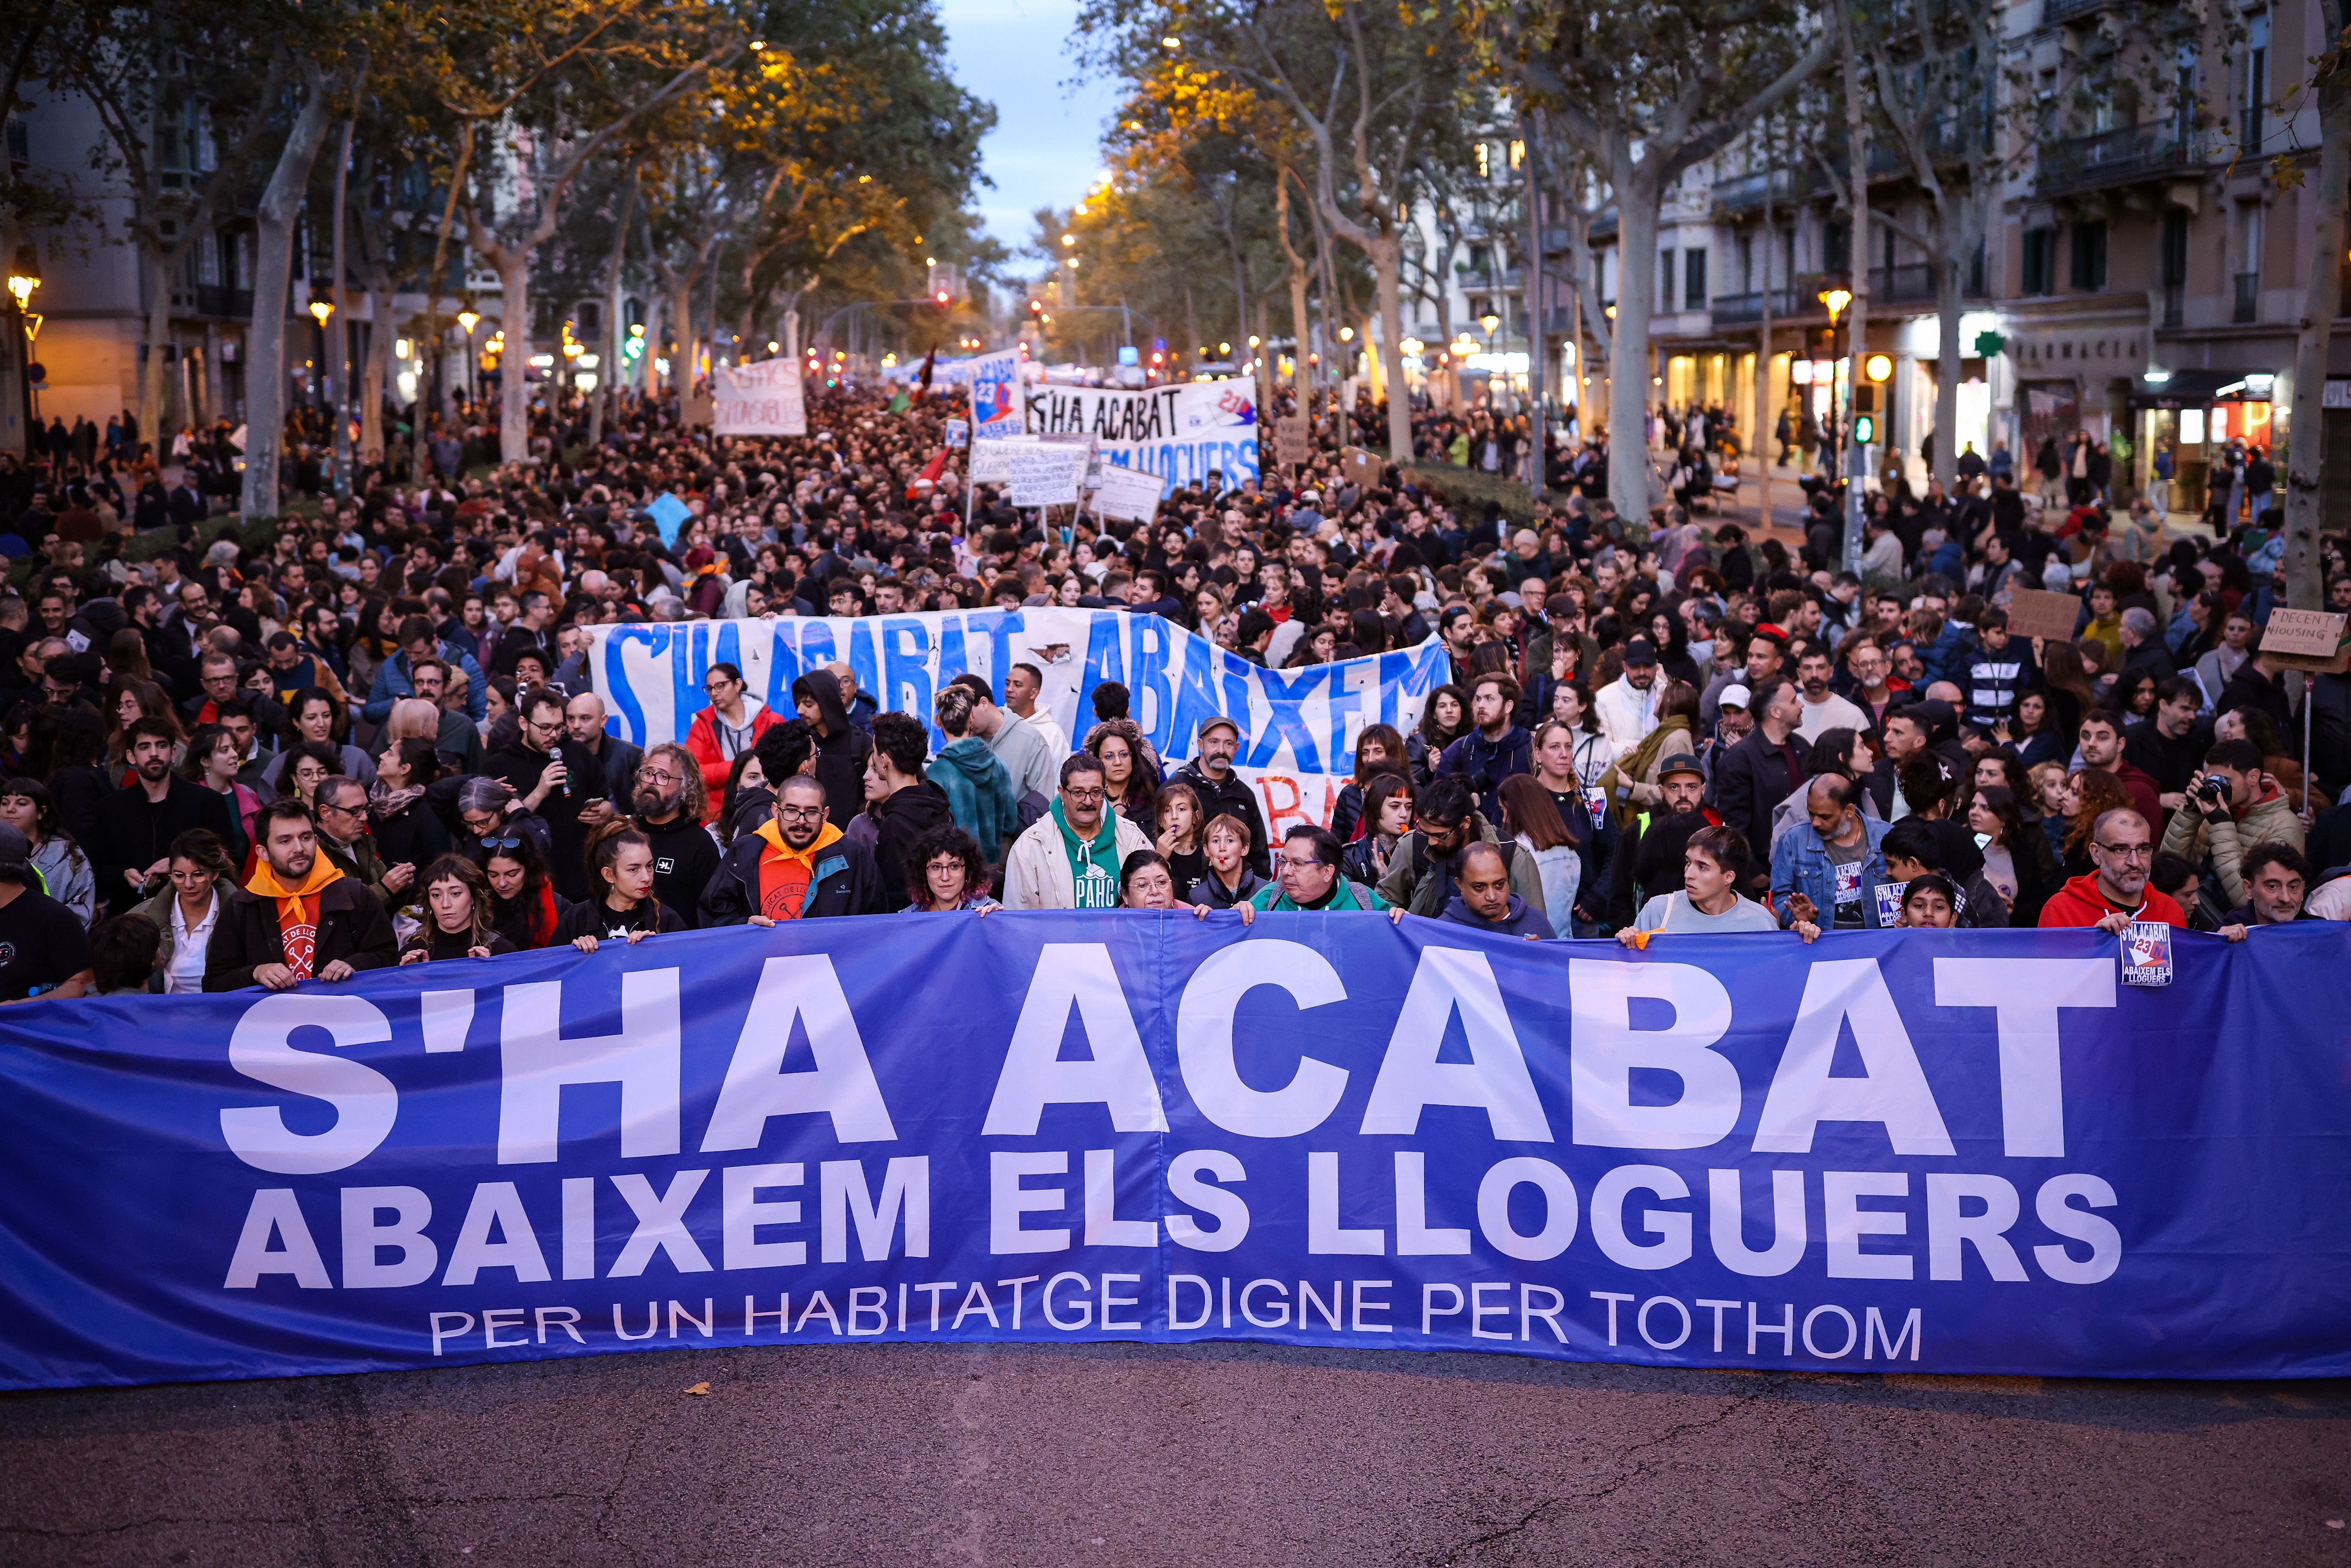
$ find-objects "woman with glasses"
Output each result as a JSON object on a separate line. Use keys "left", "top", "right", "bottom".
{"left": 456, "top": 775, "right": 552, "bottom": 862}
{"left": 130, "top": 828, "right": 236, "bottom": 992}
{"left": 905, "top": 822, "right": 1000, "bottom": 913}
{"left": 400, "top": 855, "right": 517, "bottom": 963}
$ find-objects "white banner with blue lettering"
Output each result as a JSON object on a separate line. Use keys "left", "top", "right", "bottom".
{"left": 0, "top": 920, "right": 2345, "bottom": 1389}
{"left": 1022, "top": 382, "right": 1259, "bottom": 494}
{"left": 590, "top": 609, "right": 1445, "bottom": 815}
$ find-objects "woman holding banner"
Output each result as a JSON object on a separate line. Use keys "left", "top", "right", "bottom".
{"left": 398, "top": 856, "right": 517, "bottom": 963}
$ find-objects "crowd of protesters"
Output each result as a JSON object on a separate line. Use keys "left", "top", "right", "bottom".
{"left": 0, "top": 374, "right": 2341, "bottom": 1003}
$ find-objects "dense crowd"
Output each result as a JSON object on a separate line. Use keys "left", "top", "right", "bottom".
{"left": 0, "top": 379, "right": 2341, "bottom": 1002}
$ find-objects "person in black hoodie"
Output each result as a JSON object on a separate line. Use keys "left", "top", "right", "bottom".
{"left": 1437, "top": 842, "right": 1556, "bottom": 938}
{"left": 791, "top": 668, "right": 872, "bottom": 829}
{"left": 848, "top": 712, "right": 953, "bottom": 909}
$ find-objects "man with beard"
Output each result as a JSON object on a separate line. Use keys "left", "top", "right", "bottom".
{"left": 632, "top": 742, "right": 720, "bottom": 925}
{"left": 96, "top": 716, "right": 234, "bottom": 915}
{"left": 700, "top": 773, "right": 886, "bottom": 923}
{"left": 1605, "top": 752, "right": 1721, "bottom": 925}
{"left": 205, "top": 799, "right": 398, "bottom": 990}
{"left": 486, "top": 686, "right": 600, "bottom": 902}
{"left": 1793, "top": 646, "right": 1868, "bottom": 741}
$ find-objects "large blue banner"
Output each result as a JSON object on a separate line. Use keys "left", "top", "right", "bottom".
{"left": 2, "top": 919, "right": 2345, "bottom": 1390}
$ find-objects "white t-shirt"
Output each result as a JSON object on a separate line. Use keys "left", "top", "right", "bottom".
{"left": 1797, "top": 692, "right": 1871, "bottom": 742}
{"left": 1633, "top": 890, "right": 1782, "bottom": 933}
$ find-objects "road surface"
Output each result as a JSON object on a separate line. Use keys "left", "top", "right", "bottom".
{"left": 2, "top": 1342, "right": 2345, "bottom": 1566}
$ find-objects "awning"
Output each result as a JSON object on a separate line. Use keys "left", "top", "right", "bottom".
{"left": 2130, "top": 368, "right": 2279, "bottom": 407}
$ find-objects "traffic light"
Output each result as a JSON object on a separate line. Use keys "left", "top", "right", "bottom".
{"left": 1028, "top": 299, "right": 1044, "bottom": 319}
{"left": 935, "top": 291, "right": 949, "bottom": 305}
{"left": 1853, "top": 413, "right": 1877, "bottom": 445}
{"left": 1852, "top": 384, "right": 1879, "bottom": 416}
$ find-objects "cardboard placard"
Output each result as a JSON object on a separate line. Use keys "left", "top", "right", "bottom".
{"left": 2002, "top": 587, "right": 2084, "bottom": 644}
{"left": 1273, "top": 416, "right": 1312, "bottom": 468}
{"left": 2258, "top": 608, "right": 2351, "bottom": 672}
{"left": 1341, "top": 445, "right": 1383, "bottom": 489}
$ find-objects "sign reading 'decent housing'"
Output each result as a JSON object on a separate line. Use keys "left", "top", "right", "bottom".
{"left": 0, "top": 917, "right": 2344, "bottom": 1389}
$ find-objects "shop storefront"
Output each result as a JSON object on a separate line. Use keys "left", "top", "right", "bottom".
{"left": 2130, "top": 369, "right": 2278, "bottom": 520}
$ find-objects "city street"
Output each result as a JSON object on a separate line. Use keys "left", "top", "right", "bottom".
{"left": 2, "top": 1342, "right": 2345, "bottom": 1566}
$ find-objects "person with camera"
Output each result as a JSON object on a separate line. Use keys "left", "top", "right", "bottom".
{"left": 2156, "top": 737, "right": 2304, "bottom": 920}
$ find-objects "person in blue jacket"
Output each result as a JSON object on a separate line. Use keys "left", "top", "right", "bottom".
{"left": 1771, "top": 774, "right": 1893, "bottom": 931}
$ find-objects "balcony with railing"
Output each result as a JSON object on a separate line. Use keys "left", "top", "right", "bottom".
{"left": 2234, "top": 272, "right": 2260, "bottom": 324}
{"left": 1868, "top": 263, "right": 1937, "bottom": 304}
{"left": 1708, "top": 288, "right": 1808, "bottom": 326}
{"left": 2043, "top": 0, "right": 2112, "bottom": 25}
{"left": 2037, "top": 121, "right": 2196, "bottom": 198}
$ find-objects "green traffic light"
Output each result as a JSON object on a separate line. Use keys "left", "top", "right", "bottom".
{"left": 1853, "top": 414, "right": 1876, "bottom": 445}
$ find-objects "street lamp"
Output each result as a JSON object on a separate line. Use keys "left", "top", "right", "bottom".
{"left": 308, "top": 299, "right": 335, "bottom": 412}
{"left": 6, "top": 274, "right": 35, "bottom": 438}
{"left": 457, "top": 311, "right": 480, "bottom": 408}
{"left": 1819, "top": 285, "right": 1857, "bottom": 568}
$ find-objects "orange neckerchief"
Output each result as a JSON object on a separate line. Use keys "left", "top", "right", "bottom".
{"left": 753, "top": 817, "right": 843, "bottom": 921}
{"left": 247, "top": 855, "right": 345, "bottom": 977}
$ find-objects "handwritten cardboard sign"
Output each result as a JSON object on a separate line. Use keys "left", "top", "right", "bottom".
{"left": 2002, "top": 587, "right": 2084, "bottom": 644}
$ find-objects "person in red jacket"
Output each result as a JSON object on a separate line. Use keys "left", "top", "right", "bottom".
{"left": 684, "top": 662, "right": 781, "bottom": 800}
{"left": 2038, "top": 807, "right": 2187, "bottom": 932}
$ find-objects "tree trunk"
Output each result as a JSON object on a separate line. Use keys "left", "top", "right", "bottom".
{"left": 139, "top": 247, "right": 179, "bottom": 446}
{"left": 1606, "top": 157, "right": 1660, "bottom": 520}
{"left": 361, "top": 289, "right": 390, "bottom": 462}
{"left": 1757, "top": 177, "right": 1775, "bottom": 535}
{"left": 670, "top": 279, "right": 696, "bottom": 392}
{"left": 1933, "top": 254, "right": 1962, "bottom": 496}
{"left": 1277, "top": 177, "right": 1311, "bottom": 403}
{"left": 2283, "top": 9, "right": 2348, "bottom": 611}
{"left": 1841, "top": 38, "right": 1871, "bottom": 573}
{"left": 1369, "top": 233, "right": 1412, "bottom": 461}
{"left": 497, "top": 248, "right": 532, "bottom": 462}
{"left": 590, "top": 176, "right": 636, "bottom": 450}
{"left": 241, "top": 69, "right": 336, "bottom": 522}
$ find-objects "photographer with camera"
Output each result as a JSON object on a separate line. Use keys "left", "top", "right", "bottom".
{"left": 2156, "top": 737, "right": 2304, "bottom": 921}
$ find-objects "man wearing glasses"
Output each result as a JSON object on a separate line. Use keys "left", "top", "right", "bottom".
{"left": 699, "top": 774, "right": 884, "bottom": 924}
{"left": 311, "top": 777, "right": 409, "bottom": 908}
{"left": 485, "top": 687, "right": 600, "bottom": 901}
{"left": 632, "top": 742, "right": 719, "bottom": 924}
{"left": 2038, "top": 808, "right": 2188, "bottom": 932}
{"left": 1002, "top": 753, "right": 1150, "bottom": 910}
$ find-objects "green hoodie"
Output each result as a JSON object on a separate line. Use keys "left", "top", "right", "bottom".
{"left": 1250, "top": 876, "right": 1387, "bottom": 912}
{"left": 1053, "top": 797, "right": 1124, "bottom": 909}
{"left": 928, "top": 737, "right": 1021, "bottom": 856}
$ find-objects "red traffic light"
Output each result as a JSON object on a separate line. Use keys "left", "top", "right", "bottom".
{"left": 935, "top": 291, "right": 949, "bottom": 304}
{"left": 1027, "top": 299, "right": 1043, "bottom": 316}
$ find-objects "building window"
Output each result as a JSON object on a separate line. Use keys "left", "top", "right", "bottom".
{"left": 1474, "top": 143, "right": 1490, "bottom": 179}
{"left": 1660, "top": 247, "right": 1676, "bottom": 310}
{"left": 2242, "top": 12, "right": 2269, "bottom": 152}
{"left": 1823, "top": 221, "right": 1849, "bottom": 275}
{"left": 2022, "top": 226, "right": 2058, "bottom": 295}
{"left": 2070, "top": 221, "right": 2108, "bottom": 291}
{"left": 1684, "top": 247, "right": 1708, "bottom": 310}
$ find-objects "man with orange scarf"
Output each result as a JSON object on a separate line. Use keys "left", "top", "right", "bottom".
{"left": 698, "top": 775, "right": 885, "bottom": 925}
{"left": 205, "top": 800, "right": 398, "bottom": 991}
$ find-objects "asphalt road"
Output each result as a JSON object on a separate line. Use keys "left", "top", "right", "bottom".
{"left": 2, "top": 1342, "right": 2345, "bottom": 1567}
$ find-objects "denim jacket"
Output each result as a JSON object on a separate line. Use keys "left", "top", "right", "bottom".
{"left": 1770, "top": 814, "right": 1894, "bottom": 929}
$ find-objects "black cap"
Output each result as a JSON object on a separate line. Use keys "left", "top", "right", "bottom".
{"left": 1622, "top": 637, "right": 1659, "bottom": 666}
{"left": 1656, "top": 752, "right": 1706, "bottom": 782}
